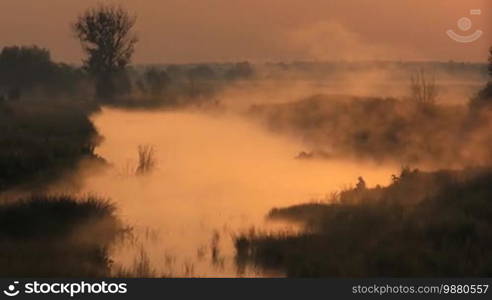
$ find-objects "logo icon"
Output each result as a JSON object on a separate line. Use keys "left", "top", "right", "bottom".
{"left": 3, "top": 282, "right": 20, "bottom": 297}
{"left": 446, "top": 9, "right": 483, "bottom": 43}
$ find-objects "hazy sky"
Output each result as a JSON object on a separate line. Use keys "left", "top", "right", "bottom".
{"left": 0, "top": 0, "right": 490, "bottom": 64}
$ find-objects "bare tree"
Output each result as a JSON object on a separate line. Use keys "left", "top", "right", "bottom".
{"left": 409, "top": 69, "right": 439, "bottom": 105}
{"left": 73, "top": 5, "right": 137, "bottom": 99}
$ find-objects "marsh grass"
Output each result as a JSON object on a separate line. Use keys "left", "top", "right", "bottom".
{"left": 0, "top": 195, "right": 124, "bottom": 277}
{"left": 136, "top": 145, "right": 156, "bottom": 175}
{"left": 236, "top": 168, "right": 492, "bottom": 277}
{"left": 113, "top": 247, "right": 158, "bottom": 278}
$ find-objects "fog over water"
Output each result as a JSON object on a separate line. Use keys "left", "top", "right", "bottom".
{"left": 68, "top": 108, "right": 397, "bottom": 276}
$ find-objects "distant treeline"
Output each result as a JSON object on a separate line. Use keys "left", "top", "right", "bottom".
{"left": 0, "top": 45, "right": 489, "bottom": 107}
{"left": 0, "top": 46, "right": 89, "bottom": 100}
{"left": 0, "top": 45, "right": 255, "bottom": 106}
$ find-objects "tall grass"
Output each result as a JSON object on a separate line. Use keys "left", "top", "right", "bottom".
{"left": 235, "top": 168, "right": 492, "bottom": 277}
{"left": 0, "top": 195, "right": 124, "bottom": 277}
{"left": 136, "top": 145, "right": 156, "bottom": 175}
{"left": 112, "top": 247, "right": 158, "bottom": 278}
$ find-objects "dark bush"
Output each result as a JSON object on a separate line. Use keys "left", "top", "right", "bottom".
{"left": 0, "top": 100, "right": 101, "bottom": 190}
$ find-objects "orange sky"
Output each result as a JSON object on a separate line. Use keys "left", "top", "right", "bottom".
{"left": 0, "top": 0, "right": 490, "bottom": 64}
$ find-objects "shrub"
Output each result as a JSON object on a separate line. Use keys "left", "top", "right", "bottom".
{"left": 0, "top": 100, "right": 101, "bottom": 190}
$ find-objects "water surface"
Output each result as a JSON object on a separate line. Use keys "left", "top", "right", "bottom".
{"left": 78, "top": 108, "right": 396, "bottom": 277}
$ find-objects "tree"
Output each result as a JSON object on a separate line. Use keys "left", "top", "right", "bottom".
{"left": 72, "top": 5, "right": 137, "bottom": 99}
{"left": 225, "top": 62, "right": 254, "bottom": 80}
{"left": 470, "top": 47, "right": 492, "bottom": 109}
{"left": 142, "top": 68, "right": 170, "bottom": 96}
{"left": 186, "top": 65, "right": 217, "bottom": 97}
{"left": 0, "top": 46, "right": 55, "bottom": 99}
{"left": 0, "top": 46, "right": 87, "bottom": 100}
{"left": 409, "top": 68, "right": 438, "bottom": 105}
{"left": 489, "top": 46, "right": 492, "bottom": 78}
{"left": 187, "top": 65, "right": 216, "bottom": 81}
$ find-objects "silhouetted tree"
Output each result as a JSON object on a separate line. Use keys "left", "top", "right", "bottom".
{"left": 470, "top": 47, "right": 492, "bottom": 109}
{"left": 409, "top": 69, "right": 438, "bottom": 105}
{"left": 225, "top": 62, "right": 254, "bottom": 80}
{"left": 72, "top": 5, "right": 137, "bottom": 99}
{"left": 186, "top": 65, "right": 217, "bottom": 97}
{"left": 142, "top": 68, "right": 170, "bottom": 96}
{"left": 0, "top": 46, "right": 55, "bottom": 99}
{"left": 187, "top": 65, "right": 216, "bottom": 81}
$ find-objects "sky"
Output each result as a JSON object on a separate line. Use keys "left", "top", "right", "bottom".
{"left": 0, "top": 0, "right": 490, "bottom": 64}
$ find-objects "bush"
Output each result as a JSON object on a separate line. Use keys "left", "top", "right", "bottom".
{"left": 0, "top": 100, "right": 101, "bottom": 190}
{"left": 0, "top": 46, "right": 88, "bottom": 99}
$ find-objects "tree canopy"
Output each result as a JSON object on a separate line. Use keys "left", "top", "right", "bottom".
{"left": 73, "top": 5, "right": 137, "bottom": 99}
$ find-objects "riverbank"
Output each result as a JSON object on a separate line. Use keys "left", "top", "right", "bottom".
{"left": 235, "top": 167, "right": 492, "bottom": 277}
{"left": 0, "top": 99, "right": 103, "bottom": 193}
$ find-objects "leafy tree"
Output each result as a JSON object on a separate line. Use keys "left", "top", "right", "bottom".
{"left": 0, "top": 46, "right": 55, "bottom": 99}
{"left": 72, "top": 5, "right": 137, "bottom": 99}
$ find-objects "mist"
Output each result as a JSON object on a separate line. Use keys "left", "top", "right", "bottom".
{"left": 217, "top": 62, "right": 487, "bottom": 111}
{"left": 2, "top": 0, "right": 492, "bottom": 279}
{"left": 46, "top": 108, "right": 393, "bottom": 276}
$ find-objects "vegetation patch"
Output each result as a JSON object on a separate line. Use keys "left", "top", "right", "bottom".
{"left": 236, "top": 168, "right": 492, "bottom": 277}
{"left": 0, "top": 100, "right": 102, "bottom": 191}
{"left": 0, "top": 195, "right": 125, "bottom": 277}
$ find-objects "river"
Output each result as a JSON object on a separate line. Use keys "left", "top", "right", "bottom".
{"left": 75, "top": 107, "right": 395, "bottom": 277}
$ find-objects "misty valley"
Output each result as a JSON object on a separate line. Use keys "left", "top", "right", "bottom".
{"left": 1, "top": 3, "right": 492, "bottom": 279}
